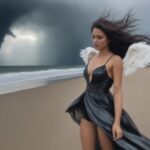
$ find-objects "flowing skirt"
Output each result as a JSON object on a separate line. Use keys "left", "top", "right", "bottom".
{"left": 65, "top": 90, "right": 150, "bottom": 150}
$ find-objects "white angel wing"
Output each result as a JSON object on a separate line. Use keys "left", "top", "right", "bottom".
{"left": 79, "top": 42, "right": 150, "bottom": 77}
{"left": 123, "top": 41, "right": 150, "bottom": 76}
{"left": 79, "top": 47, "right": 99, "bottom": 64}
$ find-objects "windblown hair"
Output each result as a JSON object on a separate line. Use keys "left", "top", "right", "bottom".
{"left": 91, "top": 9, "right": 150, "bottom": 58}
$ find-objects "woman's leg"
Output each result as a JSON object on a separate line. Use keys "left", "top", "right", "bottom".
{"left": 80, "top": 118, "right": 97, "bottom": 150}
{"left": 96, "top": 126, "right": 114, "bottom": 150}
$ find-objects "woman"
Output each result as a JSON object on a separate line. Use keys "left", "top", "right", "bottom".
{"left": 65, "top": 10, "right": 150, "bottom": 150}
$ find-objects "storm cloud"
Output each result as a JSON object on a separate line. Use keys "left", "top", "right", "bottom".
{"left": 0, "top": 0, "right": 150, "bottom": 65}
{"left": 0, "top": 0, "right": 38, "bottom": 47}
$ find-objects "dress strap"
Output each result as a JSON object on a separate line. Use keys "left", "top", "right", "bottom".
{"left": 104, "top": 54, "right": 114, "bottom": 65}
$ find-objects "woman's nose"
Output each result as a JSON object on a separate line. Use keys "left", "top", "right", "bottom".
{"left": 93, "top": 38, "right": 98, "bottom": 43}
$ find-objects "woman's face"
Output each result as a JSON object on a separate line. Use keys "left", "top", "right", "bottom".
{"left": 92, "top": 27, "right": 109, "bottom": 51}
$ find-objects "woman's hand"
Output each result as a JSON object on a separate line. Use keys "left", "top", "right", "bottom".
{"left": 112, "top": 122, "right": 123, "bottom": 141}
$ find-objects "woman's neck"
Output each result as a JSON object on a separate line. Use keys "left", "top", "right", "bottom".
{"left": 97, "top": 47, "right": 112, "bottom": 57}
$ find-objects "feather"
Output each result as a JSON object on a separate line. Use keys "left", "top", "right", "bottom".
{"left": 79, "top": 47, "right": 99, "bottom": 64}
{"left": 79, "top": 41, "right": 150, "bottom": 77}
{"left": 123, "top": 41, "right": 150, "bottom": 76}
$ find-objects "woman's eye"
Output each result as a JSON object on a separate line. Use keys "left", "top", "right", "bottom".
{"left": 92, "top": 35, "right": 103, "bottom": 39}
{"left": 98, "top": 36, "right": 103, "bottom": 39}
{"left": 92, "top": 36, "right": 103, "bottom": 39}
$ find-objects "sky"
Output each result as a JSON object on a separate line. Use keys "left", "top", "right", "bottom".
{"left": 0, "top": 0, "right": 150, "bottom": 66}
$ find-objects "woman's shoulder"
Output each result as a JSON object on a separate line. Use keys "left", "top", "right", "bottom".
{"left": 88, "top": 52, "right": 97, "bottom": 63}
{"left": 111, "top": 54, "right": 123, "bottom": 66}
{"left": 112, "top": 54, "right": 122, "bottom": 60}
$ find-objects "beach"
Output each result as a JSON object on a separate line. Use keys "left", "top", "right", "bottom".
{"left": 0, "top": 67, "right": 150, "bottom": 150}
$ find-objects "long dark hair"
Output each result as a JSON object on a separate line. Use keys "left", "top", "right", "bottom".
{"left": 91, "top": 9, "right": 150, "bottom": 58}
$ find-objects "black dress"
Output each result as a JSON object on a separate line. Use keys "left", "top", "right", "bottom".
{"left": 65, "top": 55, "right": 150, "bottom": 150}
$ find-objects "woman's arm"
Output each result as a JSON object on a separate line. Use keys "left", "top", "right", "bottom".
{"left": 112, "top": 55, "right": 123, "bottom": 125}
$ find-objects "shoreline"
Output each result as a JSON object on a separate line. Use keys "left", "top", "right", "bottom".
{"left": 0, "top": 67, "right": 83, "bottom": 95}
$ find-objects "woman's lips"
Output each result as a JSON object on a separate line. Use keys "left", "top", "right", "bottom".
{"left": 94, "top": 45, "right": 99, "bottom": 47}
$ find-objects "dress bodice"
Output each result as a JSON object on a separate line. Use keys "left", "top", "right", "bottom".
{"left": 83, "top": 54, "right": 114, "bottom": 93}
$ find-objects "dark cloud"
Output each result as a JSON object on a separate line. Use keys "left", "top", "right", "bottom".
{"left": 0, "top": 0, "right": 40, "bottom": 48}
{"left": 0, "top": 0, "right": 93, "bottom": 65}
{"left": 0, "top": 0, "right": 150, "bottom": 65}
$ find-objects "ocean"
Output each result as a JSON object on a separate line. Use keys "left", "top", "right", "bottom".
{"left": 0, "top": 65, "right": 84, "bottom": 95}
{"left": 0, "top": 66, "right": 83, "bottom": 74}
